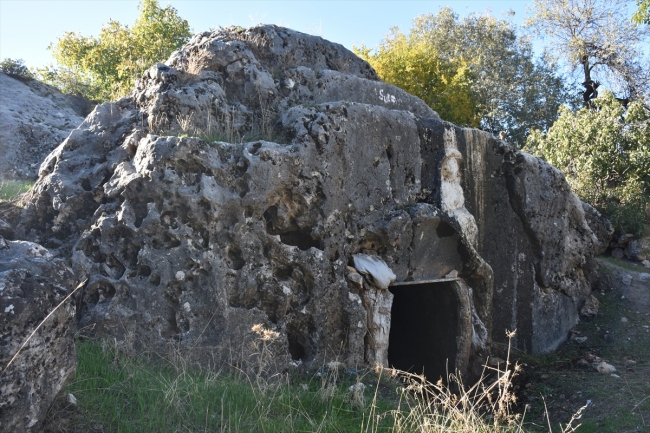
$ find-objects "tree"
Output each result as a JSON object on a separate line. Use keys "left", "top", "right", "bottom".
{"left": 526, "top": 92, "right": 650, "bottom": 235}
{"left": 48, "top": 0, "right": 190, "bottom": 101}
{"left": 527, "top": 0, "right": 650, "bottom": 103}
{"left": 355, "top": 29, "right": 479, "bottom": 128}
{"left": 633, "top": 0, "right": 650, "bottom": 25}
{"left": 358, "top": 8, "right": 571, "bottom": 147}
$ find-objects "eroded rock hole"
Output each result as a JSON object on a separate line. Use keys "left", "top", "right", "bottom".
{"left": 288, "top": 334, "right": 306, "bottom": 361}
{"left": 80, "top": 178, "right": 92, "bottom": 191}
{"left": 388, "top": 281, "right": 459, "bottom": 383}
{"left": 138, "top": 265, "right": 152, "bottom": 277}
{"left": 279, "top": 229, "right": 323, "bottom": 251}
{"left": 436, "top": 221, "right": 456, "bottom": 238}
{"left": 263, "top": 205, "right": 323, "bottom": 251}
{"left": 226, "top": 245, "right": 245, "bottom": 270}
{"left": 133, "top": 198, "right": 153, "bottom": 228}
{"left": 84, "top": 281, "right": 116, "bottom": 306}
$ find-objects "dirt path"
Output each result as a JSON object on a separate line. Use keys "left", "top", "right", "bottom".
{"left": 518, "top": 257, "right": 650, "bottom": 432}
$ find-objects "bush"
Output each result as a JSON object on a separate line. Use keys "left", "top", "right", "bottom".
{"left": 527, "top": 92, "right": 650, "bottom": 236}
{"left": 0, "top": 58, "right": 33, "bottom": 81}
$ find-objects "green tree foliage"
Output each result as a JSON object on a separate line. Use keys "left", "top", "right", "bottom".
{"left": 47, "top": 0, "right": 190, "bottom": 101}
{"left": 527, "top": 0, "right": 650, "bottom": 103}
{"left": 355, "top": 29, "right": 478, "bottom": 127}
{"left": 357, "top": 8, "right": 570, "bottom": 146}
{"left": 633, "top": 0, "right": 650, "bottom": 25}
{"left": 527, "top": 92, "right": 650, "bottom": 235}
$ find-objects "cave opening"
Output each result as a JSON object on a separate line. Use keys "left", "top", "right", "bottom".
{"left": 388, "top": 280, "right": 459, "bottom": 383}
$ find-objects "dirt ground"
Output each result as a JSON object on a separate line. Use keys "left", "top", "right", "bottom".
{"left": 516, "top": 257, "right": 650, "bottom": 432}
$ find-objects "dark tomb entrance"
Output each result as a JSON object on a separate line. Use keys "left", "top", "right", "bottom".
{"left": 388, "top": 279, "right": 461, "bottom": 382}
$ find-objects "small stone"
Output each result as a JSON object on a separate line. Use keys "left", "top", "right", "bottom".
{"left": 621, "top": 317, "right": 628, "bottom": 323}
{"left": 541, "top": 374, "right": 550, "bottom": 379}
{"left": 611, "top": 374, "right": 620, "bottom": 378}
{"left": 642, "top": 260, "right": 650, "bottom": 269}
{"left": 66, "top": 393, "right": 77, "bottom": 405}
{"left": 580, "top": 295, "right": 599, "bottom": 317}
{"left": 445, "top": 270, "right": 459, "bottom": 278}
{"left": 573, "top": 336, "right": 588, "bottom": 344}
{"left": 596, "top": 362, "right": 616, "bottom": 374}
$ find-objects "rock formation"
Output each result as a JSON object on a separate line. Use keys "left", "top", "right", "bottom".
{"left": 0, "top": 73, "right": 88, "bottom": 180}
{"left": 16, "top": 25, "right": 604, "bottom": 381}
{"left": 0, "top": 237, "right": 77, "bottom": 432}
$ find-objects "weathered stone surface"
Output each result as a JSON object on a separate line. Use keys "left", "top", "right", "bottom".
{"left": 612, "top": 233, "right": 634, "bottom": 249}
{"left": 0, "top": 239, "right": 77, "bottom": 432}
{"left": 582, "top": 202, "right": 613, "bottom": 255}
{"left": 625, "top": 240, "right": 646, "bottom": 262}
{"left": 0, "top": 218, "right": 14, "bottom": 240}
{"left": 17, "top": 25, "right": 603, "bottom": 380}
{"left": 0, "top": 73, "right": 87, "bottom": 180}
{"left": 580, "top": 295, "right": 599, "bottom": 318}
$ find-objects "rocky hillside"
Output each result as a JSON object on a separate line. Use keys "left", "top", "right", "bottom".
{"left": 0, "top": 73, "right": 89, "bottom": 180}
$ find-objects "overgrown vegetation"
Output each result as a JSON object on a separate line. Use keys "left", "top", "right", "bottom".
{"left": 527, "top": 92, "right": 650, "bottom": 235}
{"left": 42, "top": 0, "right": 190, "bottom": 102}
{"left": 43, "top": 328, "right": 586, "bottom": 433}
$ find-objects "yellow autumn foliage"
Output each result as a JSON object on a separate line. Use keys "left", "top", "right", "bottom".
{"left": 355, "top": 29, "right": 479, "bottom": 127}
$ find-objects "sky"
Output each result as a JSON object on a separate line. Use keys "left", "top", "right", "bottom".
{"left": 0, "top": 0, "right": 535, "bottom": 70}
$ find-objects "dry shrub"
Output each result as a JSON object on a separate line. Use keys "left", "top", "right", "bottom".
{"left": 364, "top": 331, "right": 587, "bottom": 433}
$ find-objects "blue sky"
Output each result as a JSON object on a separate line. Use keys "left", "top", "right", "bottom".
{"left": 1, "top": 0, "right": 534, "bottom": 69}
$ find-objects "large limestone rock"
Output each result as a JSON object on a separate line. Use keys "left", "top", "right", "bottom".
{"left": 0, "top": 73, "right": 87, "bottom": 180}
{"left": 0, "top": 237, "right": 77, "bottom": 432}
{"left": 17, "top": 25, "right": 602, "bottom": 379}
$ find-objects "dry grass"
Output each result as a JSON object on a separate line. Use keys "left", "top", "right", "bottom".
{"left": 37, "top": 326, "right": 589, "bottom": 433}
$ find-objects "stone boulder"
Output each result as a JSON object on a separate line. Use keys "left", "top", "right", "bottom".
{"left": 0, "top": 73, "right": 87, "bottom": 180}
{"left": 18, "top": 25, "right": 602, "bottom": 380}
{"left": 0, "top": 237, "right": 77, "bottom": 432}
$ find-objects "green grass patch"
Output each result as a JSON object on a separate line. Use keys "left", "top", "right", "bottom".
{"left": 0, "top": 180, "right": 34, "bottom": 202}
{"left": 45, "top": 337, "right": 573, "bottom": 433}
{"left": 54, "top": 340, "right": 398, "bottom": 433}
{"left": 599, "top": 255, "right": 648, "bottom": 273}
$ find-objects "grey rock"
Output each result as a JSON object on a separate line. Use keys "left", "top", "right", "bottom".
{"left": 0, "top": 218, "right": 13, "bottom": 239}
{"left": 612, "top": 233, "right": 635, "bottom": 249}
{"left": 612, "top": 248, "right": 625, "bottom": 259}
{"left": 0, "top": 73, "right": 86, "bottom": 180}
{"left": 625, "top": 240, "right": 646, "bottom": 262}
{"left": 582, "top": 202, "right": 613, "bottom": 255}
{"left": 17, "top": 25, "right": 603, "bottom": 380}
{"left": 0, "top": 239, "right": 77, "bottom": 432}
{"left": 580, "top": 295, "right": 599, "bottom": 317}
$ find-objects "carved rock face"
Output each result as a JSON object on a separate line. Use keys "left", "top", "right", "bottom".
{"left": 0, "top": 239, "right": 77, "bottom": 432}
{"left": 18, "top": 25, "right": 601, "bottom": 379}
